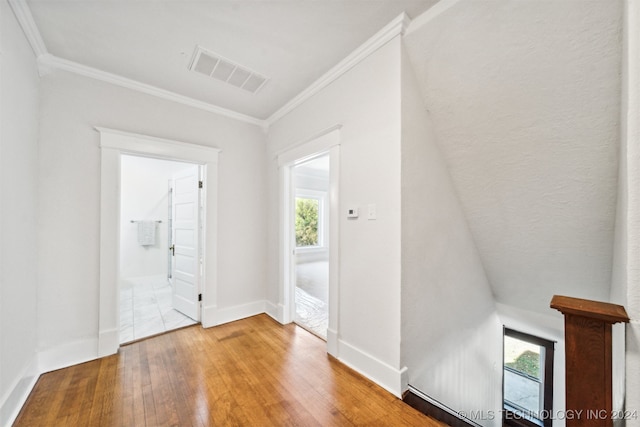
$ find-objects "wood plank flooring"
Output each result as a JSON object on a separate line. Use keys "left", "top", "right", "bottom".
{"left": 14, "top": 314, "right": 447, "bottom": 426}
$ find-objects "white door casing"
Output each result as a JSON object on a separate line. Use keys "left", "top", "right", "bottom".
{"left": 277, "top": 125, "right": 341, "bottom": 357}
{"left": 171, "top": 167, "right": 200, "bottom": 321}
{"left": 98, "top": 127, "right": 219, "bottom": 357}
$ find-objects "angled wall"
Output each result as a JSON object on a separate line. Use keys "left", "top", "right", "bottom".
{"left": 400, "top": 41, "right": 502, "bottom": 425}
{"left": 403, "top": 0, "right": 621, "bottom": 319}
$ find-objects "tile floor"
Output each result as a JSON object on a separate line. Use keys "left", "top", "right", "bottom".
{"left": 120, "top": 275, "right": 197, "bottom": 343}
{"left": 295, "top": 261, "right": 329, "bottom": 339}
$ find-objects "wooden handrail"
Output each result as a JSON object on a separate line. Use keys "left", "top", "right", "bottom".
{"left": 551, "top": 295, "right": 629, "bottom": 427}
{"left": 550, "top": 295, "right": 629, "bottom": 324}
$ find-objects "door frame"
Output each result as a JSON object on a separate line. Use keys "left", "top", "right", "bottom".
{"left": 277, "top": 126, "right": 340, "bottom": 356}
{"left": 97, "top": 127, "right": 219, "bottom": 357}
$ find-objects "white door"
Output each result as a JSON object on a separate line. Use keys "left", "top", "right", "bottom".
{"left": 171, "top": 167, "right": 200, "bottom": 321}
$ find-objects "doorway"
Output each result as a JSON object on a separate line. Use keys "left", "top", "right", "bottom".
{"left": 98, "top": 127, "right": 220, "bottom": 357}
{"left": 277, "top": 126, "right": 340, "bottom": 354}
{"left": 119, "top": 155, "right": 201, "bottom": 343}
{"left": 292, "top": 154, "right": 330, "bottom": 339}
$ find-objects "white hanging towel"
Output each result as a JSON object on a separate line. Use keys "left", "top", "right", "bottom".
{"left": 137, "top": 221, "right": 156, "bottom": 246}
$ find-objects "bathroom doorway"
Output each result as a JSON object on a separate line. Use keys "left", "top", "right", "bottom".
{"left": 119, "top": 154, "right": 201, "bottom": 343}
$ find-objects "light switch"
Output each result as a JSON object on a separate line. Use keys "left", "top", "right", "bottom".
{"left": 367, "top": 204, "right": 377, "bottom": 220}
{"left": 347, "top": 207, "right": 359, "bottom": 219}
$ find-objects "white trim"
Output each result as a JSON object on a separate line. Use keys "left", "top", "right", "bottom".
{"left": 336, "top": 339, "right": 408, "bottom": 398}
{"left": 326, "top": 328, "right": 339, "bottom": 356}
{"left": 405, "top": 0, "right": 463, "bottom": 35}
{"left": 38, "top": 338, "right": 100, "bottom": 374}
{"left": 327, "top": 144, "right": 340, "bottom": 358}
{"left": 96, "top": 127, "right": 221, "bottom": 161}
{"left": 0, "top": 356, "right": 39, "bottom": 427}
{"left": 97, "top": 128, "right": 219, "bottom": 357}
{"left": 276, "top": 125, "right": 342, "bottom": 166}
{"left": 277, "top": 127, "right": 340, "bottom": 356}
{"left": 211, "top": 300, "right": 267, "bottom": 326}
{"left": 10, "top": 0, "right": 409, "bottom": 133}
{"left": 7, "top": 0, "right": 48, "bottom": 58}
{"left": 97, "top": 328, "right": 119, "bottom": 358}
{"left": 265, "top": 301, "right": 280, "bottom": 322}
{"left": 38, "top": 54, "right": 266, "bottom": 128}
{"left": 266, "top": 13, "right": 410, "bottom": 126}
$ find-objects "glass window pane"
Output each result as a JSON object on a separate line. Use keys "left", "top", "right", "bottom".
{"left": 504, "top": 335, "right": 543, "bottom": 415}
{"left": 295, "top": 198, "right": 319, "bottom": 247}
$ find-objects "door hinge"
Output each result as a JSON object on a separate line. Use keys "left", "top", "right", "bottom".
{"left": 198, "top": 293, "right": 202, "bottom": 302}
{"left": 198, "top": 180, "right": 203, "bottom": 189}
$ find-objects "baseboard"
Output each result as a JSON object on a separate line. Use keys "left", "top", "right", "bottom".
{"left": 326, "top": 328, "right": 339, "bottom": 357}
{"left": 202, "top": 304, "right": 218, "bottom": 328}
{"left": 38, "top": 337, "right": 99, "bottom": 374}
{"left": 336, "top": 339, "right": 406, "bottom": 397}
{"left": 265, "top": 300, "right": 281, "bottom": 323}
{"left": 403, "top": 387, "right": 479, "bottom": 427}
{"left": 211, "top": 300, "right": 267, "bottom": 326}
{"left": 0, "top": 356, "right": 39, "bottom": 427}
{"left": 98, "top": 327, "right": 119, "bottom": 358}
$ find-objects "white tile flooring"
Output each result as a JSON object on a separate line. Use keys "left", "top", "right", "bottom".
{"left": 120, "top": 275, "right": 197, "bottom": 343}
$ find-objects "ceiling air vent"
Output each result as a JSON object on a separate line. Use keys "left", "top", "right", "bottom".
{"left": 189, "top": 46, "right": 268, "bottom": 94}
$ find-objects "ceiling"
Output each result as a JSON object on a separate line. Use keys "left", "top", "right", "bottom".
{"left": 26, "top": 0, "right": 438, "bottom": 120}
{"left": 404, "top": 0, "right": 622, "bottom": 315}
{"left": 21, "top": 0, "right": 623, "bottom": 317}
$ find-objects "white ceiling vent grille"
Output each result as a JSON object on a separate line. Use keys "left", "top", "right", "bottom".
{"left": 189, "top": 46, "right": 268, "bottom": 94}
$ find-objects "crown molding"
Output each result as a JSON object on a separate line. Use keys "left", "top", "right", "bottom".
{"left": 405, "top": 0, "right": 462, "bottom": 35}
{"left": 9, "top": 0, "right": 266, "bottom": 129}
{"left": 38, "top": 54, "right": 267, "bottom": 128}
{"left": 11, "top": 0, "right": 413, "bottom": 133}
{"left": 265, "top": 12, "right": 411, "bottom": 127}
{"left": 7, "top": 0, "right": 48, "bottom": 57}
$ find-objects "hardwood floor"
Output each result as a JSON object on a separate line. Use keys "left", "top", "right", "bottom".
{"left": 14, "top": 314, "right": 447, "bottom": 426}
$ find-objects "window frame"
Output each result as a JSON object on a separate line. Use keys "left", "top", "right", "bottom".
{"left": 294, "top": 189, "right": 327, "bottom": 251}
{"left": 503, "top": 327, "right": 555, "bottom": 427}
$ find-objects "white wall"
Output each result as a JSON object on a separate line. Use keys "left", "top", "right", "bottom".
{"left": 399, "top": 42, "right": 502, "bottom": 426}
{"left": 120, "top": 155, "right": 195, "bottom": 279}
{"left": 0, "top": 1, "right": 40, "bottom": 424}
{"left": 267, "top": 37, "right": 404, "bottom": 394}
{"left": 37, "top": 70, "right": 267, "bottom": 364}
{"left": 611, "top": 1, "right": 640, "bottom": 425}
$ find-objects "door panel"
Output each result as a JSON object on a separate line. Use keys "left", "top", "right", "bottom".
{"left": 171, "top": 167, "right": 200, "bottom": 320}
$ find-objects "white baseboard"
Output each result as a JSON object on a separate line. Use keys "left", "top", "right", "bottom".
{"left": 0, "top": 356, "right": 39, "bottom": 427}
{"left": 265, "top": 300, "right": 281, "bottom": 323}
{"left": 326, "top": 328, "right": 339, "bottom": 357}
{"left": 38, "top": 337, "right": 99, "bottom": 374}
{"left": 202, "top": 304, "right": 218, "bottom": 328}
{"left": 336, "top": 339, "right": 407, "bottom": 398}
{"left": 210, "top": 300, "right": 267, "bottom": 327}
{"left": 98, "top": 327, "right": 119, "bottom": 358}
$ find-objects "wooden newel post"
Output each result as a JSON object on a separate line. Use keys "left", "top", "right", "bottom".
{"left": 550, "top": 295, "right": 629, "bottom": 427}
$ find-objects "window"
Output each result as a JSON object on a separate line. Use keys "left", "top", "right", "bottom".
{"left": 295, "top": 196, "right": 320, "bottom": 247}
{"left": 503, "top": 328, "right": 554, "bottom": 427}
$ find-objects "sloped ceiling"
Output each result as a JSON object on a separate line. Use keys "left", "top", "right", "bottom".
{"left": 26, "top": 0, "right": 438, "bottom": 120}
{"left": 404, "top": 0, "right": 622, "bottom": 315}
